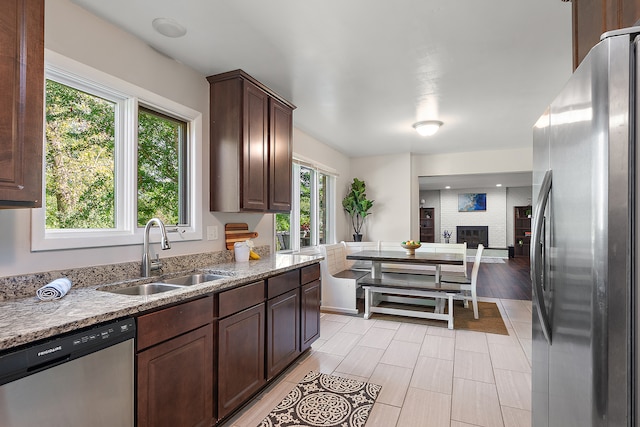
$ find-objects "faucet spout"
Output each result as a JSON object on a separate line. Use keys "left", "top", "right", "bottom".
{"left": 142, "top": 218, "right": 171, "bottom": 277}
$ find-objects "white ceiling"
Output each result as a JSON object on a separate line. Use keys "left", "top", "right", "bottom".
{"left": 71, "top": 0, "right": 573, "bottom": 177}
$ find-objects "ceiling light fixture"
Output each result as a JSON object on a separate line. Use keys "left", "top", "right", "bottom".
{"left": 445, "top": 186, "right": 451, "bottom": 189}
{"left": 152, "top": 18, "right": 187, "bottom": 38}
{"left": 413, "top": 120, "right": 443, "bottom": 136}
{"left": 496, "top": 184, "right": 502, "bottom": 187}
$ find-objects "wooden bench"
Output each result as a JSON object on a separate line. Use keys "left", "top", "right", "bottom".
{"left": 358, "top": 272, "right": 461, "bottom": 329}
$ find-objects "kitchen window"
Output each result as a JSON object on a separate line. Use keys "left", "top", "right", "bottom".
{"left": 276, "top": 161, "right": 335, "bottom": 252}
{"left": 32, "top": 51, "right": 202, "bottom": 251}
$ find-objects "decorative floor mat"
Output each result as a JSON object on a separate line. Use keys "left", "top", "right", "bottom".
{"left": 258, "top": 371, "right": 381, "bottom": 427}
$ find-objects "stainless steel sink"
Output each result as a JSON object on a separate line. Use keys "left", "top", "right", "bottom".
{"left": 100, "top": 283, "right": 185, "bottom": 296}
{"left": 162, "top": 273, "right": 228, "bottom": 286}
{"left": 98, "top": 272, "right": 230, "bottom": 296}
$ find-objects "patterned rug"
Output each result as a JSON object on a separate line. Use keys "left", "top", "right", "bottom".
{"left": 258, "top": 371, "right": 382, "bottom": 427}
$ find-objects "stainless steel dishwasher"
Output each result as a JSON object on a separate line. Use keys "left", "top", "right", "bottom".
{"left": 0, "top": 317, "right": 135, "bottom": 427}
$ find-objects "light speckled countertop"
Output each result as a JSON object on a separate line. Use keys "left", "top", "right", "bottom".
{"left": 0, "top": 253, "right": 322, "bottom": 352}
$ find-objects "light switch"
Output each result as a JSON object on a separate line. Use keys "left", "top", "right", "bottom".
{"left": 207, "top": 226, "right": 218, "bottom": 240}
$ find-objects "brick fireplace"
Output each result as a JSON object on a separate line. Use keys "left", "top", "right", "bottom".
{"left": 456, "top": 226, "right": 488, "bottom": 248}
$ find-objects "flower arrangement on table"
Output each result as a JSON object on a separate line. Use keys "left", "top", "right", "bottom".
{"left": 443, "top": 230, "right": 452, "bottom": 243}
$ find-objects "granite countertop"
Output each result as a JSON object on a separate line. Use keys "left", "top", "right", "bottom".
{"left": 0, "top": 253, "right": 322, "bottom": 352}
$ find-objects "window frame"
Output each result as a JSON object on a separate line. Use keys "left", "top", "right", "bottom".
{"left": 32, "top": 50, "right": 202, "bottom": 251}
{"left": 277, "top": 160, "right": 336, "bottom": 253}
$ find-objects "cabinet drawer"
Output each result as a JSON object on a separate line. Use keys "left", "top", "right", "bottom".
{"left": 219, "top": 281, "right": 265, "bottom": 318}
{"left": 301, "top": 263, "right": 320, "bottom": 285}
{"left": 137, "top": 295, "right": 213, "bottom": 351}
{"left": 267, "top": 269, "right": 300, "bottom": 299}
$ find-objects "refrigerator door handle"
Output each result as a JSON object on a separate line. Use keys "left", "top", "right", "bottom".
{"left": 531, "top": 169, "right": 552, "bottom": 344}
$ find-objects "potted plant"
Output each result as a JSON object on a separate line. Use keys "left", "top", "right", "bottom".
{"left": 342, "top": 178, "right": 374, "bottom": 241}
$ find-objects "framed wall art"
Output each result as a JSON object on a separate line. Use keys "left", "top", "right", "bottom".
{"left": 458, "top": 193, "right": 486, "bottom": 212}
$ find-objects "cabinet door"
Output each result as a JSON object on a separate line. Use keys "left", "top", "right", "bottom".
{"left": 0, "top": 0, "right": 44, "bottom": 208}
{"left": 218, "top": 303, "right": 266, "bottom": 419}
{"left": 137, "top": 325, "right": 213, "bottom": 427}
{"left": 573, "top": 0, "right": 640, "bottom": 68}
{"left": 241, "top": 81, "right": 269, "bottom": 211}
{"left": 268, "top": 97, "right": 293, "bottom": 212}
{"left": 267, "top": 288, "right": 301, "bottom": 380}
{"left": 300, "top": 280, "right": 321, "bottom": 352}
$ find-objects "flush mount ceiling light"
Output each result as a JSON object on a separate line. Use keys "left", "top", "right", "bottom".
{"left": 152, "top": 18, "right": 187, "bottom": 38}
{"left": 412, "top": 120, "right": 443, "bottom": 136}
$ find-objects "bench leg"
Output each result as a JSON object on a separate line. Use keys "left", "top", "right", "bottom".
{"left": 364, "top": 287, "right": 372, "bottom": 319}
{"left": 447, "top": 294, "right": 454, "bottom": 329}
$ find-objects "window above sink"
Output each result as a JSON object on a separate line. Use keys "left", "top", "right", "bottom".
{"left": 31, "top": 50, "right": 204, "bottom": 251}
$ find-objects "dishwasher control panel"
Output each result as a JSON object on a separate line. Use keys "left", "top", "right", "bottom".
{"left": 0, "top": 317, "right": 135, "bottom": 386}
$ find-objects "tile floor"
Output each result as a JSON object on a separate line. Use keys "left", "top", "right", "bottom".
{"left": 221, "top": 297, "right": 532, "bottom": 427}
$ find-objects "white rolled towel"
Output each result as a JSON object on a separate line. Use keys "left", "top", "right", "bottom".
{"left": 36, "top": 278, "right": 72, "bottom": 301}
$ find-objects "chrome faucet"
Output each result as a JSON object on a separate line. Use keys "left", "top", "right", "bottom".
{"left": 142, "top": 218, "right": 171, "bottom": 277}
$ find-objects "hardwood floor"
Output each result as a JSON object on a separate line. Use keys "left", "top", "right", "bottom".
{"left": 476, "top": 257, "right": 531, "bottom": 301}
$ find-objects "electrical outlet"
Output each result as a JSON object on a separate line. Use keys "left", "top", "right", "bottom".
{"left": 207, "top": 226, "right": 218, "bottom": 240}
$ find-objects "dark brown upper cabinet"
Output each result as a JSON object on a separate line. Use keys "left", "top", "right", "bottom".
{"left": 0, "top": 0, "right": 44, "bottom": 208}
{"left": 207, "top": 70, "right": 295, "bottom": 213}
{"left": 572, "top": 0, "right": 640, "bottom": 69}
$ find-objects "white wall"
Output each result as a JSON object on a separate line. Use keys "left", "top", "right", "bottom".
{"left": 344, "top": 149, "right": 533, "bottom": 244}
{"left": 292, "top": 129, "right": 351, "bottom": 243}
{"left": 440, "top": 187, "right": 507, "bottom": 247}
{"left": 411, "top": 148, "right": 532, "bottom": 238}
{"left": 349, "top": 153, "right": 412, "bottom": 241}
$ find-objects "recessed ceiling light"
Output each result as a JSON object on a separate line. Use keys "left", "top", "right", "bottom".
{"left": 445, "top": 186, "right": 451, "bottom": 189}
{"left": 496, "top": 184, "right": 502, "bottom": 187}
{"left": 152, "top": 18, "right": 187, "bottom": 38}
{"left": 412, "top": 120, "right": 443, "bottom": 136}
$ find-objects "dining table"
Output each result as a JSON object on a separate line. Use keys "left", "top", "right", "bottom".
{"left": 345, "top": 249, "right": 465, "bottom": 327}
{"left": 345, "top": 250, "right": 465, "bottom": 284}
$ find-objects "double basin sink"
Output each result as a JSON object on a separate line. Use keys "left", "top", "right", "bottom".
{"left": 99, "top": 273, "right": 229, "bottom": 296}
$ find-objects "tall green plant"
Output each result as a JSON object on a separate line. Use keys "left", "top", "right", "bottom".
{"left": 342, "top": 178, "right": 374, "bottom": 236}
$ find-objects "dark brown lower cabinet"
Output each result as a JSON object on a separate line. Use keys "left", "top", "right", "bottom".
{"left": 134, "top": 263, "right": 321, "bottom": 426}
{"left": 137, "top": 325, "right": 213, "bottom": 427}
{"left": 300, "top": 279, "right": 321, "bottom": 351}
{"left": 266, "top": 288, "right": 300, "bottom": 380}
{"left": 217, "top": 303, "right": 266, "bottom": 419}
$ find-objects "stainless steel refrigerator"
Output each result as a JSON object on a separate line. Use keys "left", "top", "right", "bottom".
{"left": 532, "top": 26, "right": 640, "bottom": 427}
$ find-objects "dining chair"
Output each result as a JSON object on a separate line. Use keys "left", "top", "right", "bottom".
{"left": 441, "top": 244, "right": 484, "bottom": 319}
